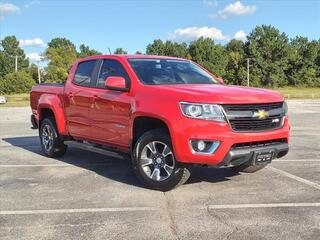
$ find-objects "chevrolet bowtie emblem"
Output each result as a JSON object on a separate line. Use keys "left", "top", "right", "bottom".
{"left": 253, "top": 110, "right": 269, "bottom": 119}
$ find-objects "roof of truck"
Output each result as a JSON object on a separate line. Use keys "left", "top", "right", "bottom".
{"left": 79, "top": 54, "right": 188, "bottom": 62}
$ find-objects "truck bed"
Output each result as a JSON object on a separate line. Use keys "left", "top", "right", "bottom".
{"left": 30, "top": 83, "right": 65, "bottom": 111}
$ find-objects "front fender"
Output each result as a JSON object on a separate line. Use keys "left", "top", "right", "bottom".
{"left": 38, "top": 94, "right": 67, "bottom": 135}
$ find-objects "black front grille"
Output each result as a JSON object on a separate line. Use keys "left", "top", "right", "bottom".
{"left": 223, "top": 102, "right": 283, "bottom": 112}
{"left": 231, "top": 138, "right": 287, "bottom": 150}
{"left": 221, "top": 102, "right": 285, "bottom": 132}
{"left": 229, "top": 117, "right": 282, "bottom": 131}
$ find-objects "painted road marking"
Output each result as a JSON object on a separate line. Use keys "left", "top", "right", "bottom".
{"left": 274, "top": 159, "right": 319, "bottom": 162}
{"left": 0, "top": 207, "right": 157, "bottom": 215}
{"left": 268, "top": 166, "right": 320, "bottom": 190}
{"left": 1, "top": 203, "right": 320, "bottom": 215}
{"left": 201, "top": 202, "right": 320, "bottom": 210}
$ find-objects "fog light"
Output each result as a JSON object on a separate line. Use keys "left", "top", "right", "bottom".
{"left": 197, "top": 140, "right": 206, "bottom": 151}
{"left": 190, "top": 140, "right": 220, "bottom": 154}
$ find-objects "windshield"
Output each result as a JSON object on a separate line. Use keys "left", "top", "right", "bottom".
{"left": 128, "top": 58, "right": 219, "bottom": 85}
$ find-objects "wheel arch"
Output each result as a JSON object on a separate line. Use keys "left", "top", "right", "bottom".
{"left": 131, "top": 115, "right": 172, "bottom": 150}
{"left": 38, "top": 94, "right": 67, "bottom": 135}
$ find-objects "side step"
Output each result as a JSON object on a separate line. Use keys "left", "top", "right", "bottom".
{"left": 64, "top": 141, "right": 127, "bottom": 159}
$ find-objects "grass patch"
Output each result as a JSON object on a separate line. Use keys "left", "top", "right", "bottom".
{"left": 269, "top": 88, "right": 320, "bottom": 99}
{"left": 0, "top": 93, "right": 30, "bottom": 107}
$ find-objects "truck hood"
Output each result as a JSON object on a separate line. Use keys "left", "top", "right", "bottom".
{"left": 155, "top": 84, "right": 284, "bottom": 104}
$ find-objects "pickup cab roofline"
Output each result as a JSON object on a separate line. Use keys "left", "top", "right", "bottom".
{"left": 78, "top": 54, "right": 188, "bottom": 62}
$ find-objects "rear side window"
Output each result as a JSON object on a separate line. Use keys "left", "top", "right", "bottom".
{"left": 73, "top": 60, "right": 96, "bottom": 87}
{"left": 97, "top": 60, "right": 130, "bottom": 88}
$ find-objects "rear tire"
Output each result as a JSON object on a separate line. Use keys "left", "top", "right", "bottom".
{"left": 132, "top": 129, "right": 190, "bottom": 191}
{"left": 39, "top": 117, "right": 67, "bottom": 158}
{"left": 232, "top": 164, "right": 266, "bottom": 173}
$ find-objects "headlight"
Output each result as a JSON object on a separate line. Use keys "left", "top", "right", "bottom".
{"left": 283, "top": 101, "right": 288, "bottom": 115}
{"left": 180, "top": 102, "right": 226, "bottom": 122}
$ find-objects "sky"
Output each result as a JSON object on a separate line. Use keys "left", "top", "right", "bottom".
{"left": 0, "top": 0, "right": 320, "bottom": 63}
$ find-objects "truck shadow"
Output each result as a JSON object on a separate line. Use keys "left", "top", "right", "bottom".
{"left": 2, "top": 136, "right": 239, "bottom": 189}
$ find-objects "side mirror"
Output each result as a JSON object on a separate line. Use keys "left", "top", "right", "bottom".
{"left": 105, "top": 76, "right": 128, "bottom": 92}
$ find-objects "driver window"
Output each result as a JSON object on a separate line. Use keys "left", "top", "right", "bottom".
{"left": 97, "top": 59, "right": 130, "bottom": 88}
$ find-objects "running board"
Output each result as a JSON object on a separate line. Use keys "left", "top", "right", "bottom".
{"left": 64, "top": 141, "right": 126, "bottom": 159}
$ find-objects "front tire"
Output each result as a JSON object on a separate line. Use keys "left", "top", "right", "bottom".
{"left": 132, "top": 129, "right": 190, "bottom": 191}
{"left": 39, "top": 117, "right": 67, "bottom": 157}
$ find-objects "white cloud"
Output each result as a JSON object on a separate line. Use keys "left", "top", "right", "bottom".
{"left": 26, "top": 52, "right": 43, "bottom": 62}
{"left": 25, "top": 1, "right": 40, "bottom": 9}
{"left": 233, "top": 30, "right": 247, "bottom": 41}
{"left": 213, "top": 1, "right": 256, "bottom": 19}
{"left": 0, "top": 3, "right": 20, "bottom": 19}
{"left": 169, "top": 26, "right": 230, "bottom": 41}
{"left": 203, "top": 0, "right": 218, "bottom": 7}
{"left": 19, "top": 38, "right": 46, "bottom": 47}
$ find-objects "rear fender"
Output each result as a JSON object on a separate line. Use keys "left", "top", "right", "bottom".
{"left": 38, "top": 94, "right": 67, "bottom": 135}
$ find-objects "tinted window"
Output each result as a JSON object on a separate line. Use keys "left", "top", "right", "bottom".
{"left": 97, "top": 60, "right": 130, "bottom": 88}
{"left": 73, "top": 60, "right": 96, "bottom": 87}
{"left": 128, "top": 59, "right": 218, "bottom": 85}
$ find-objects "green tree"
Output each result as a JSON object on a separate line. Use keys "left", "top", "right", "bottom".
{"left": 0, "top": 36, "right": 29, "bottom": 77}
{"left": 189, "top": 37, "right": 228, "bottom": 77}
{"left": 224, "top": 39, "right": 247, "bottom": 85}
{"left": 0, "top": 71, "right": 35, "bottom": 94}
{"left": 135, "top": 51, "right": 143, "bottom": 55}
{"left": 114, "top": 48, "right": 127, "bottom": 54}
{"left": 146, "top": 39, "right": 165, "bottom": 55}
{"left": 47, "top": 38, "right": 76, "bottom": 51}
{"left": 287, "top": 37, "right": 320, "bottom": 87}
{"left": 78, "top": 44, "right": 101, "bottom": 58}
{"left": 163, "top": 41, "right": 190, "bottom": 58}
{"left": 45, "top": 37, "right": 77, "bottom": 83}
{"left": 246, "top": 25, "right": 290, "bottom": 87}
{"left": 29, "top": 63, "right": 39, "bottom": 82}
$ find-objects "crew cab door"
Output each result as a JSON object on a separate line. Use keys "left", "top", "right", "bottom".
{"left": 64, "top": 60, "right": 98, "bottom": 138}
{"left": 89, "top": 59, "right": 132, "bottom": 148}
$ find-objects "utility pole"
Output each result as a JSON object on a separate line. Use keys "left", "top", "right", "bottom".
{"left": 35, "top": 56, "right": 45, "bottom": 84}
{"left": 36, "top": 60, "right": 41, "bottom": 84}
{"left": 15, "top": 56, "right": 18, "bottom": 72}
{"left": 9, "top": 55, "right": 23, "bottom": 72}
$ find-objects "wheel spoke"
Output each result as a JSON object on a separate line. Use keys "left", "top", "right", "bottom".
{"left": 146, "top": 142, "right": 157, "bottom": 154}
{"left": 162, "top": 145, "right": 172, "bottom": 157}
{"left": 141, "top": 158, "right": 153, "bottom": 167}
{"left": 151, "top": 168, "right": 160, "bottom": 181}
{"left": 163, "top": 164, "right": 174, "bottom": 176}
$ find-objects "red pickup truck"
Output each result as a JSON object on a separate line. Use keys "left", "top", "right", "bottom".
{"left": 30, "top": 55, "right": 290, "bottom": 191}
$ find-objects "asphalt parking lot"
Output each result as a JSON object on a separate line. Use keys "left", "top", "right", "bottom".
{"left": 0, "top": 100, "right": 319, "bottom": 240}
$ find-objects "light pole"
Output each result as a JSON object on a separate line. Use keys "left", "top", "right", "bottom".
{"left": 246, "top": 58, "right": 250, "bottom": 87}
{"left": 9, "top": 55, "right": 23, "bottom": 72}
{"left": 35, "top": 56, "right": 45, "bottom": 84}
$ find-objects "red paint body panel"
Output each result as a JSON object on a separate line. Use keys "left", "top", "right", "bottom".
{"left": 30, "top": 55, "right": 290, "bottom": 165}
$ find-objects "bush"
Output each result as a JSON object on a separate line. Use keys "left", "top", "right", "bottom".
{"left": 0, "top": 71, "right": 36, "bottom": 94}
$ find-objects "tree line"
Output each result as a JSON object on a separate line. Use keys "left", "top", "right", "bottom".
{"left": 0, "top": 25, "right": 319, "bottom": 94}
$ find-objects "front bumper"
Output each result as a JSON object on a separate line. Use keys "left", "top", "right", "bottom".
{"left": 170, "top": 116, "right": 290, "bottom": 166}
{"left": 218, "top": 143, "right": 289, "bottom": 167}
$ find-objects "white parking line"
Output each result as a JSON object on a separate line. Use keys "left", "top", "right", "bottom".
{"left": 275, "top": 159, "right": 319, "bottom": 162}
{"left": 202, "top": 202, "right": 320, "bottom": 210}
{"left": 0, "top": 207, "right": 157, "bottom": 215}
{"left": 268, "top": 166, "right": 320, "bottom": 190}
{"left": 1, "top": 203, "right": 319, "bottom": 215}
